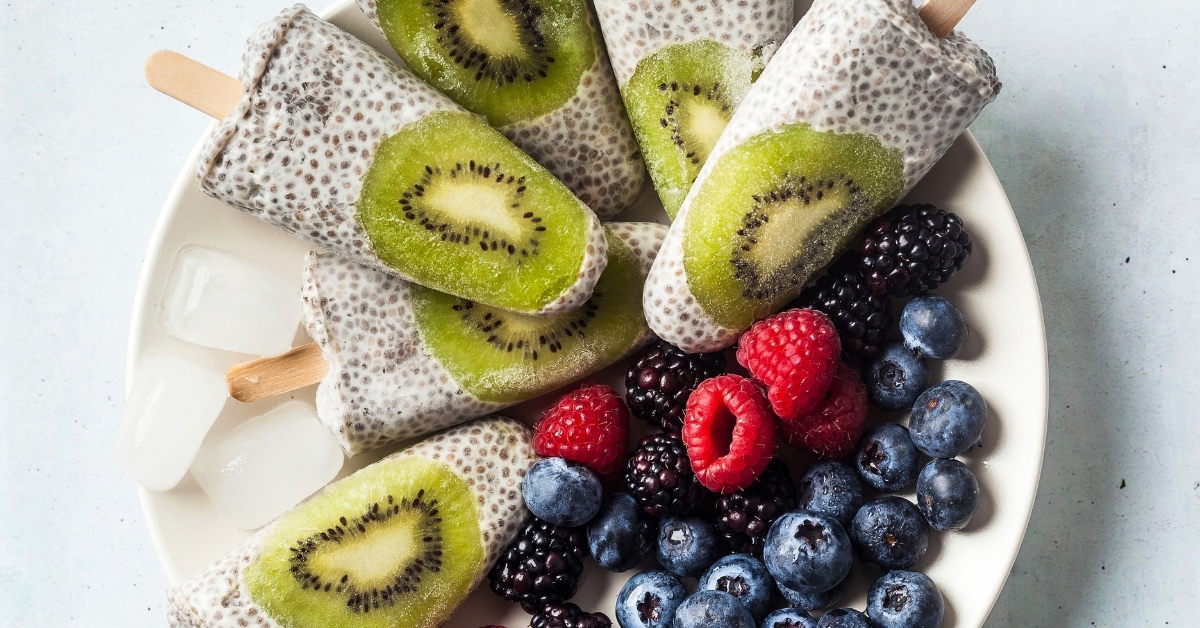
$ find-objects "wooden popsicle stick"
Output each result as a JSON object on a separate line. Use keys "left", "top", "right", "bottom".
{"left": 227, "top": 342, "right": 329, "bottom": 402}
{"left": 919, "top": 0, "right": 977, "bottom": 38}
{"left": 145, "top": 50, "right": 241, "bottom": 119}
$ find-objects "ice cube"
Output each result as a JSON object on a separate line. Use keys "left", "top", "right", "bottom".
{"left": 191, "top": 401, "right": 344, "bottom": 530}
{"left": 116, "top": 353, "right": 229, "bottom": 491}
{"left": 160, "top": 246, "right": 301, "bottom": 356}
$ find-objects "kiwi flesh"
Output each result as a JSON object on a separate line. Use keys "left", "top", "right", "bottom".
{"left": 358, "top": 110, "right": 597, "bottom": 314}
{"left": 622, "top": 40, "right": 758, "bottom": 219}
{"left": 375, "top": 0, "right": 595, "bottom": 127}
{"left": 682, "top": 123, "right": 905, "bottom": 331}
{"left": 412, "top": 227, "right": 645, "bottom": 403}
{"left": 243, "top": 455, "right": 483, "bottom": 628}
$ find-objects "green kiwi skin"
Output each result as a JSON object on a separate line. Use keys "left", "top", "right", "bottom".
{"left": 375, "top": 0, "right": 596, "bottom": 128}
{"left": 243, "top": 456, "right": 483, "bottom": 628}
{"left": 358, "top": 110, "right": 594, "bottom": 315}
{"left": 412, "top": 228, "right": 646, "bottom": 403}
{"left": 683, "top": 123, "right": 905, "bottom": 331}
{"left": 622, "top": 40, "right": 758, "bottom": 219}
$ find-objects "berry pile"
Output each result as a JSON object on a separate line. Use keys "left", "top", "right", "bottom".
{"left": 487, "top": 208, "right": 985, "bottom": 627}
{"left": 791, "top": 203, "right": 973, "bottom": 367}
{"left": 793, "top": 259, "right": 893, "bottom": 362}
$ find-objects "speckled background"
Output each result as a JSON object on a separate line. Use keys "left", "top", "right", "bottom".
{"left": 0, "top": 0, "right": 1196, "bottom": 625}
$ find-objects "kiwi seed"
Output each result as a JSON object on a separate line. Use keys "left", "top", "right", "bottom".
{"left": 730, "top": 175, "right": 867, "bottom": 301}
{"left": 412, "top": 228, "right": 647, "bottom": 403}
{"left": 397, "top": 160, "right": 546, "bottom": 261}
{"left": 657, "top": 80, "right": 733, "bottom": 166}
{"left": 449, "top": 294, "right": 602, "bottom": 361}
{"left": 428, "top": 0, "right": 554, "bottom": 86}
{"left": 287, "top": 491, "right": 444, "bottom": 613}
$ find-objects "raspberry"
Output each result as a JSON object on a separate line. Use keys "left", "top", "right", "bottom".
{"left": 682, "top": 375, "right": 777, "bottom": 493}
{"left": 533, "top": 384, "right": 630, "bottom": 476}
{"left": 736, "top": 309, "right": 840, "bottom": 421}
{"left": 778, "top": 363, "right": 868, "bottom": 459}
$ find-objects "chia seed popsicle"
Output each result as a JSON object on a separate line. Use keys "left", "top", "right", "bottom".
{"left": 197, "top": 5, "right": 608, "bottom": 317}
{"left": 643, "top": 0, "right": 1001, "bottom": 352}
{"left": 167, "top": 417, "right": 536, "bottom": 628}
{"left": 300, "top": 222, "right": 666, "bottom": 455}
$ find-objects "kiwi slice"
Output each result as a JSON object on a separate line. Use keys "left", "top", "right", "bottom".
{"left": 682, "top": 123, "right": 905, "bottom": 331}
{"left": 243, "top": 456, "right": 483, "bottom": 628}
{"left": 359, "top": 110, "right": 596, "bottom": 314}
{"left": 375, "top": 0, "right": 595, "bottom": 127}
{"left": 623, "top": 40, "right": 758, "bottom": 219}
{"left": 412, "top": 228, "right": 645, "bottom": 403}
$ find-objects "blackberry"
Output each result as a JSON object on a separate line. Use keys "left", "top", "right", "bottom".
{"left": 793, "top": 260, "right": 893, "bottom": 361}
{"left": 856, "top": 203, "right": 972, "bottom": 297}
{"left": 531, "top": 603, "right": 613, "bottom": 628}
{"left": 714, "top": 460, "right": 797, "bottom": 557}
{"left": 625, "top": 340, "right": 726, "bottom": 432}
{"left": 488, "top": 518, "right": 588, "bottom": 614}
{"left": 625, "top": 432, "right": 713, "bottom": 517}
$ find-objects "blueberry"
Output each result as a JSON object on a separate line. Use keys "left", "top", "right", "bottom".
{"left": 656, "top": 515, "right": 719, "bottom": 578}
{"left": 815, "top": 608, "right": 871, "bottom": 628}
{"left": 916, "top": 458, "right": 980, "bottom": 531}
{"left": 866, "top": 570, "right": 944, "bottom": 628}
{"left": 908, "top": 380, "right": 987, "bottom": 458}
{"left": 854, "top": 424, "right": 920, "bottom": 493}
{"left": 672, "top": 590, "right": 755, "bottom": 628}
{"left": 865, "top": 342, "right": 929, "bottom": 411}
{"left": 777, "top": 572, "right": 848, "bottom": 611}
{"left": 615, "top": 570, "right": 687, "bottom": 628}
{"left": 797, "top": 461, "right": 863, "bottom": 528}
{"left": 760, "top": 608, "right": 818, "bottom": 628}
{"left": 763, "top": 511, "right": 852, "bottom": 595}
{"left": 698, "top": 554, "right": 777, "bottom": 620}
{"left": 849, "top": 496, "right": 929, "bottom": 570}
{"left": 588, "top": 493, "right": 655, "bottom": 572}
{"left": 522, "top": 457, "right": 603, "bottom": 526}
{"left": 900, "top": 295, "right": 969, "bottom": 359}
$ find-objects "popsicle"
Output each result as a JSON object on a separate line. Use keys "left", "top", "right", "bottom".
{"left": 355, "top": 0, "right": 646, "bottom": 218}
{"left": 227, "top": 222, "right": 668, "bottom": 455}
{"left": 151, "top": 5, "right": 609, "bottom": 317}
{"left": 593, "top": 0, "right": 794, "bottom": 219}
{"left": 167, "top": 416, "right": 535, "bottom": 628}
{"left": 643, "top": 0, "right": 1000, "bottom": 352}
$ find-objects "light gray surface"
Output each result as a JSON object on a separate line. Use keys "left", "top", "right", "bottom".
{"left": 0, "top": 1, "right": 1196, "bottom": 625}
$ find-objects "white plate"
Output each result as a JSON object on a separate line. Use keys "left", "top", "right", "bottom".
{"left": 129, "top": 2, "right": 1047, "bottom": 626}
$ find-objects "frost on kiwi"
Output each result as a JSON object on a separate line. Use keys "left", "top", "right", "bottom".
{"left": 682, "top": 123, "right": 905, "bottom": 331}
{"left": 374, "top": 0, "right": 596, "bottom": 127}
{"left": 622, "top": 40, "right": 759, "bottom": 219}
